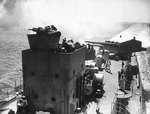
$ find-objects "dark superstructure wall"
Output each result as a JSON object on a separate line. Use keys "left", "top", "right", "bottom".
{"left": 22, "top": 28, "right": 86, "bottom": 114}
{"left": 22, "top": 47, "right": 85, "bottom": 114}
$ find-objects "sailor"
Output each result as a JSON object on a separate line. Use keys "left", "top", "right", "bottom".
{"left": 102, "top": 49, "right": 104, "bottom": 55}
{"left": 89, "top": 45, "right": 96, "bottom": 59}
{"left": 105, "top": 58, "right": 111, "bottom": 73}
{"left": 17, "top": 99, "right": 23, "bottom": 107}
{"left": 96, "top": 83, "right": 105, "bottom": 94}
{"left": 8, "top": 109, "right": 15, "bottom": 114}
{"left": 17, "top": 96, "right": 28, "bottom": 114}
{"left": 122, "top": 61, "right": 124, "bottom": 69}
{"left": 44, "top": 26, "right": 51, "bottom": 33}
{"left": 51, "top": 25, "right": 57, "bottom": 31}
{"left": 95, "top": 55, "right": 103, "bottom": 70}
{"left": 62, "top": 38, "right": 67, "bottom": 47}
{"left": 105, "top": 60, "right": 108, "bottom": 71}
{"left": 16, "top": 92, "right": 22, "bottom": 102}
{"left": 74, "top": 42, "right": 81, "bottom": 49}
{"left": 37, "top": 27, "right": 45, "bottom": 34}
{"left": 20, "top": 90, "right": 24, "bottom": 96}
{"left": 21, "top": 96, "right": 28, "bottom": 107}
{"left": 96, "top": 107, "right": 102, "bottom": 114}
{"left": 108, "top": 59, "right": 111, "bottom": 72}
{"left": 74, "top": 107, "right": 83, "bottom": 114}
{"left": 62, "top": 38, "right": 75, "bottom": 52}
{"left": 95, "top": 89, "right": 104, "bottom": 99}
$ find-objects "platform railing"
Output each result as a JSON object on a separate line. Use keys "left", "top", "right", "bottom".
{"left": 0, "top": 85, "right": 23, "bottom": 102}
{"left": 111, "top": 101, "right": 130, "bottom": 114}
{"left": 111, "top": 92, "right": 131, "bottom": 114}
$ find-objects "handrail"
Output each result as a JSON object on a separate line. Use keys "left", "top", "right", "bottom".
{"left": 112, "top": 102, "right": 130, "bottom": 112}
{"left": 111, "top": 93, "right": 131, "bottom": 114}
{"left": 111, "top": 108, "right": 129, "bottom": 114}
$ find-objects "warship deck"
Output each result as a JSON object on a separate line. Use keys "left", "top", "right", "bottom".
{"left": 0, "top": 60, "right": 141, "bottom": 114}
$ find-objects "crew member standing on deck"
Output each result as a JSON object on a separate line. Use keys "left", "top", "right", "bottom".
{"left": 8, "top": 109, "right": 15, "bottom": 114}
{"left": 96, "top": 107, "right": 103, "bottom": 114}
{"left": 95, "top": 55, "right": 103, "bottom": 71}
{"left": 105, "top": 58, "right": 111, "bottom": 73}
{"left": 122, "top": 61, "right": 124, "bottom": 69}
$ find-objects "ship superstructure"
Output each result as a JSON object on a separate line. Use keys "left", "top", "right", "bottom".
{"left": 22, "top": 27, "right": 86, "bottom": 114}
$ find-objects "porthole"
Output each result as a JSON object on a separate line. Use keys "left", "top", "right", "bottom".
{"left": 31, "top": 72, "right": 35, "bottom": 76}
{"left": 54, "top": 74, "right": 59, "bottom": 79}
{"left": 73, "top": 70, "right": 76, "bottom": 75}
{"left": 34, "top": 94, "right": 38, "bottom": 99}
{"left": 73, "top": 94, "right": 75, "bottom": 99}
{"left": 81, "top": 64, "right": 84, "bottom": 69}
{"left": 51, "top": 97, "right": 56, "bottom": 102}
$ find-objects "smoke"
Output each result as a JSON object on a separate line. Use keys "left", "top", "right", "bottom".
{"left": 3, "top": 0, "right": 17, "bottom": 13}
{"left": 0, "top": 0, "right": 21, "bottom": 30}
{"left": 0, "top": 0, "right": 150, "bottom": 41}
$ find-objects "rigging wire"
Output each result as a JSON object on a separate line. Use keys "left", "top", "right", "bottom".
{"left": 19, "top": 0, "right": 26, "bottom": 31}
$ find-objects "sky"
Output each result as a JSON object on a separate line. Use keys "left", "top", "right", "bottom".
{"left": 0, "top": 0, "right": 150, "bottom": 42}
